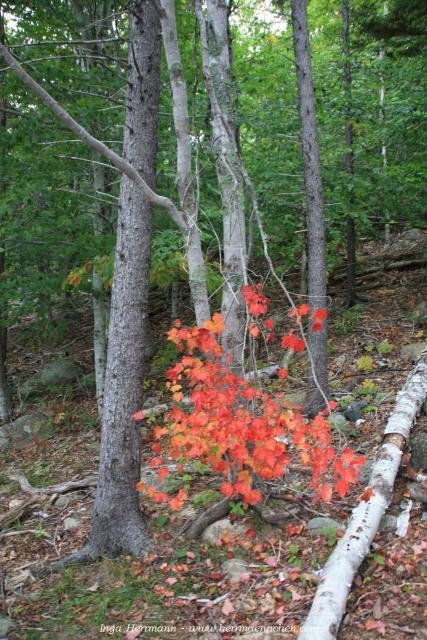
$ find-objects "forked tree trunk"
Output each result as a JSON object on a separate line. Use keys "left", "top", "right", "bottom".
{"left": 70, "top": 0, "right": 161, "bottom": 559}
{"left": 291, "top": 0, "right": 329, "bottom": 414}
{"left": 299, "top": 350, "right": 427, "bottom": 640}
{"left": 159, "top": 0, "right": 211, "bottom": 326}
{"left": 195, "top": 0, "right": 247, "bottom": 373}
{"left": 0, "top": 7, "right": 11, "bottom": 424}
{"left": 342, "top": 0, "right": 357, "bottom": 308}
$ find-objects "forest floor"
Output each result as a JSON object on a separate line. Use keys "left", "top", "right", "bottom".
{"left": 0, "top": 260, "right": 426, "bottom": 640}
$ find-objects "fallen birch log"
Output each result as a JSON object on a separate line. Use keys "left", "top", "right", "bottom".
{"left": 298, "top": 349, "right": 427, "bottom": 640}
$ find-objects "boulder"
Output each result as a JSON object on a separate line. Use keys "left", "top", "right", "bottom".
{"left": 344, "top": 400, "right": 368, "bottom": 422}
{"left": 412, "top": 301, "right": 427, "bottom": 328}
{"left": 21, "top": 358, "right": 83, "bottom": 398}
{"left": 201, "top": 518, "right": 246, "bottom": 545}
{"left": 79, "top": 372, "right": 96, "bottom": 391}
{"left": 284, "top": 390, "right": 305, "bottom": 407}
{"left": 328, "top": 413, "right": 347, "bottom": 432}
{"left": 400, "top": 342, "right": 427, "bottom": 363}
{"left": 0, "top": 615, "right": 15, "bottom": 639}
{"left": 409, "top": 434, "right": 427, "bottom": 472}
{"left": 63, "top": 515, "right": 82, "bottom": 531}
{"left": 221, "top": 558, "right": 251, "bottom": 584}
{"left": 0, "top": 413, "right": 54, "bottom": 451}
{"left": 307, "top": 517, "right": 343, "bottom": 534}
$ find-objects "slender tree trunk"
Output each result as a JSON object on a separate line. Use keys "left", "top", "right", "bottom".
{"left": 92, "top": 157, "right": 108, "bottom": 415}
{"left": 195, "top": 0, "right": 247, "bottom": 373}
{"left": 291, "top": 0, "right": 329, "bottom": 414}
{"left": 379, "top": 1, "right": 390, "bottom": 247}
{"left": 65, "top": 0, "right": 161, "bottom": 560}
{"left": 342, "top": 0, "right": 357, "bottom": 308}
{"left": 0, "top": 5, "right": 11, "bottom": 423}
{"left": 159, "top": 0, "right": 211, "bottom": 326}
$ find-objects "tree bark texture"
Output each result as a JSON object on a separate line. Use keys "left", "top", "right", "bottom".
{"left": 0, "top": 6, "right": 11, "bottom": 423}
{"left": 299, "top": 350, "right": 427, "bottom": 640}
{"left": 291, "top": 0, "right": 329, "bottom": 414}
{"left": 196, "top": 0, "right": 247, "bottom": 373}
{"left": 159, "top": 0, "right": 211, "bottom": 326}
{"left": 342, "top": 0, "right": 357, "bottom": 308}
{"left": 80, "top": 0, "right": 161, "bottom": 557}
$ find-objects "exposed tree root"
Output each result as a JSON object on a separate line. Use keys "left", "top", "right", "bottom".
{"left": 7, "top": 472, "right": 97, "bottom": 496}
{"left": 298, "top": 350, "right": 427, "bottom": 640}
{"left": 184, "top": 497, "right": 230, "bottom": 539}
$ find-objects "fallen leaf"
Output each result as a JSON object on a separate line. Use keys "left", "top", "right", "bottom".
{"left": 221, "top": 598, "right": 235, "bottom": 616}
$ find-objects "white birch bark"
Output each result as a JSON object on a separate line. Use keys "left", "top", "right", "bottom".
{"left": 159, "top": 0, "right": 210, "bottom": 326}
{"left": 195, "top": 0, "right": 247, "bottom": 372}
{"left": 298, "top": 349, "right": 427, "bottom": 640}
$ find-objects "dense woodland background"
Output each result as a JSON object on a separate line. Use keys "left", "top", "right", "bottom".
{"left": 0, "top": 1, "right": 426, "bottom": 639}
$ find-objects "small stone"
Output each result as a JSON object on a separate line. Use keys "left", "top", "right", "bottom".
{"left": 54, "top": 495, "right": 70, "bottom": 508}
{"left": 307, "top": 517, "right": 343, "bottom": 534}
{"left": 0, "top": 615, "right": 16, "bottom": 638}
{"left": 221, "top": 558, "right": 251, "bottom": 584}
{"left": 408, "top": 482, "right": 427, "bottom": 504}
{"left": 328, "top": 413, "right": 347, "bottom": 432}
{"left": 8, "top": 498, "right": 24, "bottom": 510}
{"left": 409, "top": 434, "right": 427, "bottom": 472}
{"left": 63, "top": 515, "right": 81, "bottom": 531}
{"left": 344, "top": 400, "right": 368, "bottom": 422}
{"left": 379, "top": 514, "right": 397, "bottom": 533}
{"left": 201, "top": 518, "right": 246, "bottom": 545}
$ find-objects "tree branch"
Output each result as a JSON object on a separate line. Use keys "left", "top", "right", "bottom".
{"left": 0, "top": 43, "right": 188, "bottom": 233}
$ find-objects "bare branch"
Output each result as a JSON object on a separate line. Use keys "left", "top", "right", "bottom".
{"left": 0, "top": 43, "right": 188, "bottom": 232}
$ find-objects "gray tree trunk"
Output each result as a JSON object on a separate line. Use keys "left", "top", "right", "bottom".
{"left": 0, "top": 8, "right": 11, "bottom": 424}
{"left": 291, "top": 0, "right": 329, "bottom": 414}
{"left": 195, "top": 0, "right": 247, "bottom": 373}
{"left": 71, "top": 0, "right": 161, "bottom": 559}
{"left": 92, "top": 157, "right": 108, "bottom": 415}
{"left": 159, "top": 0, "right": 211, "bottom": 326}
{"left": 342, "top": 0, "right": 357, "bottom": 308}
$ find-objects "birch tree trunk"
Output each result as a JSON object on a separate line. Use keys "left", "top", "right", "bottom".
{"left": 0, "top": 6, "right": 11, "bottom": 424}
{"left": 342, "top": 0, "right": 357, "bottom": 308}
{"left": 159, "top": 0, "right": 210, "bottom": 326}
{"left": 291, "top": 0, "right": 329, "bottom": 414}
{"left": 299, "top": 350, "right": 427, "bottom": 640}
{"left": 195, "top": 0, "right": 247, "bottom": 373}
{"left": 379, "top": 1, "right": 390, "bottom": 247}
{"left": 66, "top": 0, "right": 161, "bottom": 560}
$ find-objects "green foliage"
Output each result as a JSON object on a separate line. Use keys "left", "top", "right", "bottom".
{"left": 333, "top": 305, "right": 364, "bottom": 336}
{"left": 190, "top": 489, "right": 222, "bottom": 508}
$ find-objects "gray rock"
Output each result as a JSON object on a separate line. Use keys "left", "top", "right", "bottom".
{"left": 284, "top": 391, "right": 305, "bottom": 407}
{"left": 408, "top": 482, "right": 427, "bottom": 504}
{"left": 379, "top": 514, "right": 397, "bottom": 533}
{"left": 409, "top": 434, "right": 427, "bottom": 472}
{"left": 79, "top": 372, "right": 96, "bottom": 391}
{"left": 63, "top": 515, "right": 81, "bottom": 531}
{"left": 54, "top": 495, "right": 70, "bottom": 508}
{"left": 412, "top": 302, "right": 427, "bottom": 328}
{"left": 201, "top": 518, "right": 246, "bottom": 545}
{"left": 344, "top": 400, "right": 368, "bottom": 422}
{"left": 0, "top": 413, "right": 54, "bottom": 451}
{"left": 328, "top": 413, "right": 347, "bottom": 432}
{"left": 21, "top": 358, "right": 83, "bottom": 398}
{"left": 0, "top": 615, "right": 15, "bottom": 638}
{"left": 307, "top": 517, "right": 343, "bottom": 534}
{"left": 221, "top": 558, "right": 251, "bottom": 584}
{"left": 400, "top": 342, "right": 427, "bottom": 363}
